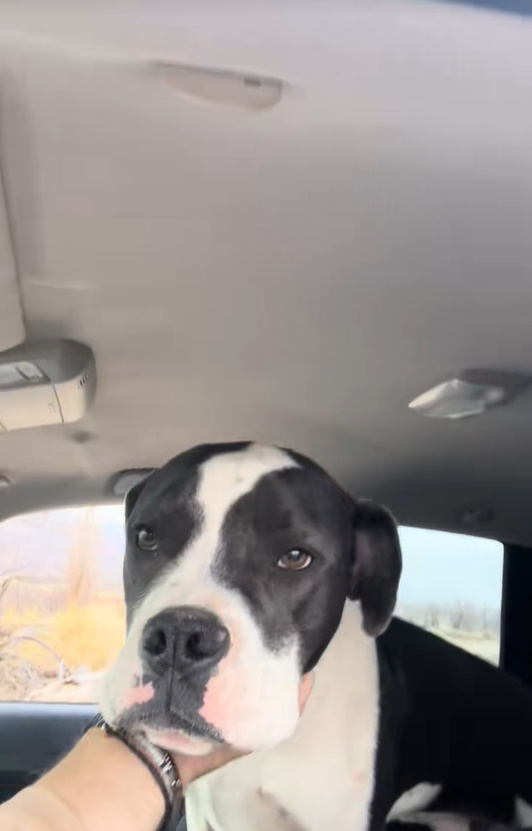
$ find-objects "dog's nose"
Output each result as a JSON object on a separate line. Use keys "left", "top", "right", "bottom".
{"left": 141, "top": 607, "right": 230, "bottom": 675}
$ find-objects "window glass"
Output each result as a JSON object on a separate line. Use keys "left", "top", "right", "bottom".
{"left": 0, "top": 506, "right": 125, "bottom": 703}
{"left": 0, "top": 509, "right": 504, "bottom": 702}
{"left": 397, "top": 527, "right": 503, "bottom": 665}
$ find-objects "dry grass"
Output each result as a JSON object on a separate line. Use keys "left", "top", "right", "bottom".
{"left": 3, "top": 598, "right": 125, "bottom": 673}
{"left": 51, "top": 599, "right": 125, "bottom": 671}
{"left": 0, "top": 596, "right": 125, "bottom": 700}
{"left": 0, "top": 509, "right": 127, "bottom": 701}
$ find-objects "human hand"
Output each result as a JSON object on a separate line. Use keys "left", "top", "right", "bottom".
{"left": 174, "top": 672, "right": 314, "bottom": 789}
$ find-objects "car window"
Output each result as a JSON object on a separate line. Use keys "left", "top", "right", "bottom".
{"left": 397, "top": 527, "right": 503, "bottom": 665}
{"left": 0, "top": 505, "right": 125, "bottom": 703}
{"left": 0, "top": 509, "right": 504, "bottom": 702}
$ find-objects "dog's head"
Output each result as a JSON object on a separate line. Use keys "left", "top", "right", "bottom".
{"left": 100, "top": 442, "right": 401, "bottom": 754}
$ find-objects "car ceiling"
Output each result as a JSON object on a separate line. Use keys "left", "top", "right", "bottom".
{"left": 0, "top": 0, "right": 531, "bottom": 544}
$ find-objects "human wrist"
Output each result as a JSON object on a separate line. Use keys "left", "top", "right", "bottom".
{"left": 88, "top": 715, "right": 183, "bottom": 828}
{"left": 40, "top": 727, "right": 166, "bottom": 831}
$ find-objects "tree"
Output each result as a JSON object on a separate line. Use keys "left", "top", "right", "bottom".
{"left": 422, "top": 603, "right": 443, "bottom": 630}
{"left": 449, "top": 601, "right": 476, "bottom": 632}
{"left": 66, "top": 508, "right": 99, "bottom": 606}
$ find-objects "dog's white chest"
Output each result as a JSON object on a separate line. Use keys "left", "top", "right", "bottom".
{"left": 185, "top": 603, "right": 380, "bottom": 831}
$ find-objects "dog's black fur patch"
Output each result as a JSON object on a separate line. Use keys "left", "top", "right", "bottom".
{"left": 371, "top": 619, "right": 532, "bottom": 831}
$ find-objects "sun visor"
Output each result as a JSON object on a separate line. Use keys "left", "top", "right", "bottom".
{"left": 0, "top": 167, "right": 25, "bottom": 352}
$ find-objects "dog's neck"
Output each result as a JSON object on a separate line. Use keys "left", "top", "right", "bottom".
{"left": 308, "top": 600, "right": 377, "bottom": 719}
{"left": 186, "top": 601, "right": 380, "bottom": 831}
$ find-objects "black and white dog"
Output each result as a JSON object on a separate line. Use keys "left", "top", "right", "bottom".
{"left": 101, "top": 442, "right": 532, "bottom": 831}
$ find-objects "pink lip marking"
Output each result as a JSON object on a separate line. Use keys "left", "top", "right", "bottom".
{"left": 198, "top": 618, "right": 255, "bottom": 743}
{"left": 121, "top": 681, "right": 155, "bottom": 711}
{"left": 199, "top": 672, "right": 229, "bottom": 730}
{"left": 199, "top": 644, "right": 247, "bottom": 741}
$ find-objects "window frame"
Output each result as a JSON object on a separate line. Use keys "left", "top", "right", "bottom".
{"left": 500, "top": 542, "right": 532, "bottom": 687}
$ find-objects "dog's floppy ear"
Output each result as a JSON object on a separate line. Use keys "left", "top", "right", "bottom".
{"left": 124, "top": 472, "right": 154, "bottom": 519}
{"left": 348, "top": 499, "right": 402, "bottom": 637}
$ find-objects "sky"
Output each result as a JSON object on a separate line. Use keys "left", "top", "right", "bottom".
{"left": 398, "top": 526, "right": 503, "bottom": 609}
{"left": 0, "top": 506, "right": 504, "bottom": 612}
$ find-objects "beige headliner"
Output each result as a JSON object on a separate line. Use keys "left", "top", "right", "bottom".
{"left": 0, "top": 0, "right": 531, "bottom": 544}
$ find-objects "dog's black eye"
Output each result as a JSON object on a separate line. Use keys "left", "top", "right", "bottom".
{"left": 277, "top": 549, "right": 313, "bottom": 571}
{"left": 136, "top": 526, "right": 158, "bottom": 554}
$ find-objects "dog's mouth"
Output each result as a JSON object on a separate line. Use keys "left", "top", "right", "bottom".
{"left": 118, "top": 703, "right": 223, "bottom": 745}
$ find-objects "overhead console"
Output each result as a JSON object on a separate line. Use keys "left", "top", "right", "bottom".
{"left": 0, "top": 340, "right": 96, "bottom": 432}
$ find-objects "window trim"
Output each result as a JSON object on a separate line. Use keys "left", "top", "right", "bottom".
{"left": 500, "top": 543, "right": 532, "bottom": 687}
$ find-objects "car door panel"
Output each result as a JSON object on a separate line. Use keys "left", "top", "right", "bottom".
{"left": 0, "top": 703, "right": 95, "bottom": 804}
